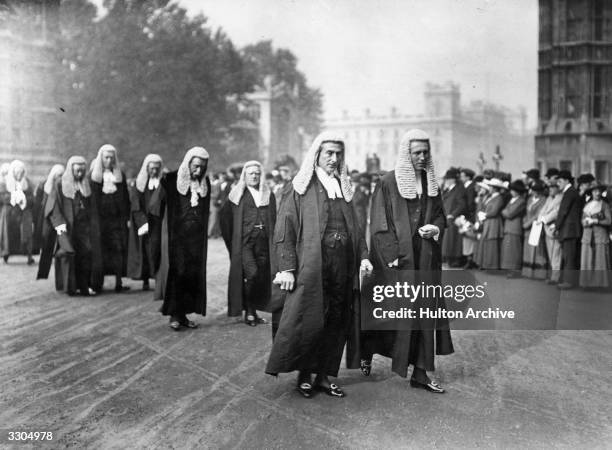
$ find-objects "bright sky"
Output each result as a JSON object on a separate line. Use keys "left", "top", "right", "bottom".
{"left": 183, "top": 0, "right": 539, "bottom": 126}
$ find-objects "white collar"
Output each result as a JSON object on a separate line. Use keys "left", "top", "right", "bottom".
{"left": 563, "top": 183, "right": 571, "bottom": 193}
{"left": 247, "top": 186, "right": 262, "bottom": 207}
{"left": 148, "top": 177, "right": 160, "bottom": 190}
{"left": 464, "top": 180, "right": 472, "bottom": 187}
{"left": 315, "top": 166, "right": 343, "bottom": 199}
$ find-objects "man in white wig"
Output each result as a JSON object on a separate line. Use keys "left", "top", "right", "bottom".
{"left": 1, "top": 160, "right": 35, "bottom": 264}
{"left": 265, "top": 131, "right": 372, "bottom": 399}
{"left": 155, "top": 147, "right": 210, "bottom": 331}
{"left": 220, "top": 160, "right": 276, "bottom": 326}
{"left": 89, "top": 144, "right": 130, "bottom": 292}
{"left": 127, "top": 154, "right": 165, "bottom": 291}
{"left": 38, "top": 156, "right": 98, "bottom": 296}
{"left": 358, "top": 129, "right": 454, "bottom": 393}
{"left": 35, "top": 164, "right": 64, "bottom": 278}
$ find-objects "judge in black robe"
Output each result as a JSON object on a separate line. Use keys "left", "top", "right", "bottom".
{"left": 220, "top": 161, "right": 276, "bottom": 325}
{"left": 89, "top": 145, "right": 130, "bottom": 292}
{"left": 127, "top": 154, "right": 165, "bottom": 290}
{"left": 358, "top": 129, "right": 454, "bottom": 393}
{"left": 265, "top": 132, "right": 371, "bottom": 399}
{"left": 2, "top": 160, "right": 35, "bottom": 264}
{"left": 155, "top": 147, "right": 210, "bottom": 331}
{"left": 35, "top": 164, "right": 65, "bottom": 279}
{"left": 441, "top": 168, "right": 467, "bottom": 267}
{"left": 38, "top": 156, "right": 99, "bottom": 296}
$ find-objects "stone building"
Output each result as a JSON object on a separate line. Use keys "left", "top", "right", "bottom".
{"left": 0, "top": 0, "right": 60, "bottom": 181}
{"left": 245, "top": 76, "right": 309, "bottom": 170}
{"left": 536, "top": 0, "right": 612, "bottom": 182}
{"left": 324, "top": 82, "right": 533, "bottom": 177}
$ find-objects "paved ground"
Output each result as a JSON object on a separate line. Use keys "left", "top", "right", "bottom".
{"left": 1, "top": 238, "right": 611, "bottom": 449}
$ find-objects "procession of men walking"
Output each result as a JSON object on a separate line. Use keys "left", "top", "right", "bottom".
{"left": 2, "top": 127, "right": 611, "bottom": 400}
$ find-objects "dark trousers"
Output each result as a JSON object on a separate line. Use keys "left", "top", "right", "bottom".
{"left": 561, "top": 238, "right": 579, "bottom": 286}
{"left": 310, "top": 235, "right": 350, "bottom": 374}
{"left": 241, "top": 228, "right": 269, "bottom": 314}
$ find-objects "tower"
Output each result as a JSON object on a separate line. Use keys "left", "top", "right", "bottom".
{"left": 536, "top": 0, "right": 612, "bottom": 182}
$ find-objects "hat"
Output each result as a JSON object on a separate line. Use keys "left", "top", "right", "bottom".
{"left": 444, "top": 168, "right": 460, "bottom": 179}
{"left": 545, "top": 168, "right": 559, "bottom": 178}
{"left": 523, "top": 168, "right": 540, "bottom": 180}
{"left": 530, "top": 180, "right": 547, "bottom": 192}
{"left": 474, "top": 175, "right": 484, "bottom": 183}
{"left": 460, "top": 168, "right": 475, "bottom": 178}
{"left": 483, "top": 169, "right": 494, "bottom": 180}
{"left": 585, "top": 182, "right": 607, "bottom": 195}
{"left": 509, "top": 179, "right": 528, "bottom": 193}
{"left": 577, "top": 173, "right": 595, "bottom": 184}
{"left": 485, "top": 178, "right": 507, "bottom": 190}
{"left": 557, "top": 170, "right": 573, "bottom": 182}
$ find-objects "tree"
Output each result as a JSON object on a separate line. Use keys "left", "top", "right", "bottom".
{"left": 57, "top": 0, "right": 255, "bottom": 172}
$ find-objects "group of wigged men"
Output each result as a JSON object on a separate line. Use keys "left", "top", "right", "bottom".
{"left": 7, "top": 128, "right": 544, "bottom": 399}
{"left": 439, "top": 165, "right": 611, "bottom": 290}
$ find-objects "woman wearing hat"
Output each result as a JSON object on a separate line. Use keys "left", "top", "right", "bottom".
{"left": 475, "top": 178, "right": 507, "bottom": 272}
{"left": 501, "top": 180, "right": 527, "bottom": 278}
{"left": 579, "top": 183, "right": 611, "bottom": 289}
{"left": 538, "top": 179, "right": 563, "bottom": 284}
{"left": 522, "top": 180, "right": 548, "bottom": 279}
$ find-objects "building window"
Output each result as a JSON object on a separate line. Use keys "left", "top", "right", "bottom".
{"left": 593, "top": 0, "right": 604, "bottom": 41}
{"left": 594, "top": 160, "right": 609, "bottom": 183}
{"left": 539, "top": 70, "right": 552, "bottom": 121}
{"left": 559, "top": 160, "right": 573, "bottom": 173}
{"left": 565, "top": 68, "right": 582, "bottom": 118}
{"left": 592, "top": 66, "right": 604, "bottom": 119}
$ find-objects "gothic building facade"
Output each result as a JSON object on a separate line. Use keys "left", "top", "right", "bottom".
{"left": 0, "top": 0, "right": 60, "bottom": 181}
{"left": 536, "top": 0, "right": 612, "bottom": 182}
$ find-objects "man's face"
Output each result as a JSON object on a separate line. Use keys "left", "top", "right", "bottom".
{"left": 317, "top": 142, "right": 343, "bottom": 175}
{"left": 409, "top": 140, "right": 430, "bottom": 171}
{"left": 244, "top": 165, "right": 261, "bottom": 188}
{"left": 445, "top": 177, "right": 456, "bottom": 187}
{"left": 102, "top": 150, "right": 116, "bottom": 170}
{"left": 189, "top": 157, "right": 207, "bottom": 180}
{"left": 147, "top": 161, "right": 162, "bottom": 178}
{"left": 13, "top": 167, "right": 25, "bottom": 181}
{"left": 557, "top": 178, "right": 569, "bottom": 190}
{"left": 279, "top": 168, "right": 291, "bottom": 181}
{"left": 72, "top": 163, "right": 86, "bottom": 181}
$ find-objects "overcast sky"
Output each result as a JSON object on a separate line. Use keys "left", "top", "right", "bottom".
{"left": 182, "top": 0, "right": 539, "bottom": 125}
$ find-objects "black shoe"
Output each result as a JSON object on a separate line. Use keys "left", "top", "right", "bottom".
{"left": 255, "top": 316, "right": 267, "bottom": 324}
{"left": 180, "top": 318, "right": 198, "bottom": 329}
{"left": 315, "top": 383, "right": 345, "bottom": 398}
{"left": 169, "top": 320, "right": 181, "bottom": 331}
{"left": 409, "top": 378, "right": 445, "bottom": 393}
{"left": 115, "top": 285, "right": 131, "bottom": 293}
{"left": 3, "top": 255, "right": 8, "bottom": 263}
{"left": 142, "top": 281, "right": 150, "bottom": 291}
{"left": 245, "top": 315, "right": 257, "bottom": 327}
{"left": 27, "top": 257, "right": 35, "bottom": 266}
{"left": 296, "top": 382, "right": 314, "bottom": 398}
{"left": 360, "top": 359, "right": 371, "bottom": 376}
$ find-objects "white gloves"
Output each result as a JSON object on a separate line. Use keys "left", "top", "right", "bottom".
{"left": 137, "top": 223, "right": 149, "bottom": 236}
{"left": 477, "top": 211, "right": 487, "bottom": 222}
{"left": 55, "top": 224, "right": 67, "bottom": 235}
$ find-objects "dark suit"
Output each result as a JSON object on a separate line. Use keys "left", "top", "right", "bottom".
{"left": 555, "top": 185, "right": 583, "bottom": 285}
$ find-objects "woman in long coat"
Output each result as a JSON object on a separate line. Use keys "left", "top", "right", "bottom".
{"left": 475, "top": 179, "right": 507, "bottom": 271}
{"left": 35, "top": 165, "right": 65, "bottom": 279}
{"left": 521, "top": 180, "right": 547, "bottom": 279}
{"left": 579, "top": 183, "right": 611, "bottom": 288}
{"left": 501, "top": 180, "right": 527, "bottom": 277}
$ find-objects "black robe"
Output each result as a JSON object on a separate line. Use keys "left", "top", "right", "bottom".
{"left": 155, "top": 172, "right": 210, "bottom": 317}
{"left": 442, "top": 183, "right": 467, "bottom": 261}
{"left": 357, "top": 171, "right": 454, "bottom": 376}
{"left": 32, "top": 181, "right": 45, "bottom": 254}
{"left": 127, "top": 181, "right": 165, "bottom": 281}
{"left": 35, "top": 189, "right": 56, "bottom": 280}
{"left": 89, "top": 175, "right": 130, "bottom": 290}
{"left": 220, "top": 189, "right": 276, "bottom": 317}
{"left": 265, "top": 178, "right": 368, "bottom": 377}
{"left": 3, "top": 179, "right": 34, "bottom": 256}
{"left": 38, "top": 180, "right": 101, "bottom": 294}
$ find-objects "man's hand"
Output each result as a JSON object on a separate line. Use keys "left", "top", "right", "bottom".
{"left": 360, "top": 259, "right": 373, "bottom": 273}
{"left": 418, "top": 224, "right": 440, "bottom": 241}
{"left": 55, "top": 224, "right": 67, "bottom": 235}
{"left": 137, "top": 223, "right": 149, "bottom": 236}
{"left": 273, "top": 271, "right": 295, "bottom": 291}
{"left": 387, "top": 258, "right": 399, "bottom": 268}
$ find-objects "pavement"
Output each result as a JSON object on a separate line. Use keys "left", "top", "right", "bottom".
{"left": 1, "top": 238, "right": 611, "bottom": 449}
